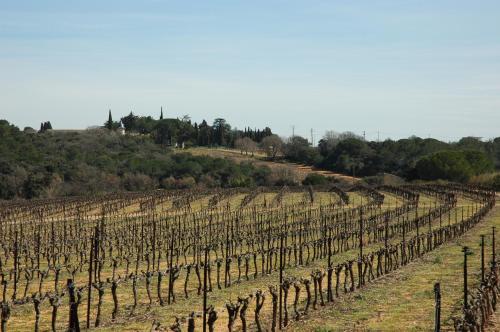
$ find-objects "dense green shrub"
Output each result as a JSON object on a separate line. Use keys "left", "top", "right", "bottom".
{"left": 302, "top": 173, "right": 329, "bottom": 185}
{"left": 490, "top": 175, "right": 500, "bottom": 190}
{"left": 415, "top": 150, "right": 493, "bottom": 182}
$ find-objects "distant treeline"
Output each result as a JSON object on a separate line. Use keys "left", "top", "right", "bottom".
{"left": 2, "top": 110, "right": 499, "bottom": 200}
{"left": 283, "top": 131, "right": 499, "bottom": 186}
{"left": 0, "top": 119, "right": 284, "bottom": 200}
{"left": 110, "top": 112, "right": 498, "bottom": 186}
{"left": 106, "top": 110, "right": 273, "bottom": 147}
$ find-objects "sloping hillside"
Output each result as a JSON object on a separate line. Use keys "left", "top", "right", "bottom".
{"left": 183, "top": 146, "right": 361, "bottom": 183}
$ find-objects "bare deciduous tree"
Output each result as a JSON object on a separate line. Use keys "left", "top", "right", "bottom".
{"left": 235, "top": 137, "right": 258, "bottom": 156}
{"left": 261, "top": 135, "right": 283, "bottom": 159}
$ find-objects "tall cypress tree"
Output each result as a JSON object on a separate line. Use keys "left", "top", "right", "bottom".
{"left": 106, "top": 110, "right": 113, "bottom": 130}
{"left": 160, "top": 107, "right": 164, "bottom": 120}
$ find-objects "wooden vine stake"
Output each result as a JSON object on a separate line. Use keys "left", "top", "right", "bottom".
{"left": 434, "top": 282, "right": 441, "bottom": 332}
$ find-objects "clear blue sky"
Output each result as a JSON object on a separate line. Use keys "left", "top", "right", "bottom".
{"left": 1, "top": 1, "right": 499, "bottom": 141}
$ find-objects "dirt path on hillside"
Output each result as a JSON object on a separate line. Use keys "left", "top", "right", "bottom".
{"left": 183, "top": 147, "right": 361, "bottom": 183}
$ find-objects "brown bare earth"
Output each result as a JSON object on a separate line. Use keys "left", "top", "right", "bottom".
{"left": 182, "top": 147, "right": 361, "bottom": 183}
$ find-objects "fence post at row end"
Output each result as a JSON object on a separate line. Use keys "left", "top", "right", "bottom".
{"left": 434, "top": 282, "right": 441, "bottom": 332}
{"left": 462, "top": 246, "right": 472, "bottom": 311}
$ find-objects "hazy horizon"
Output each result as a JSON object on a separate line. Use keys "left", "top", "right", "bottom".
{"left": 1, "top": 1, "right": 499, "bottom": 141}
